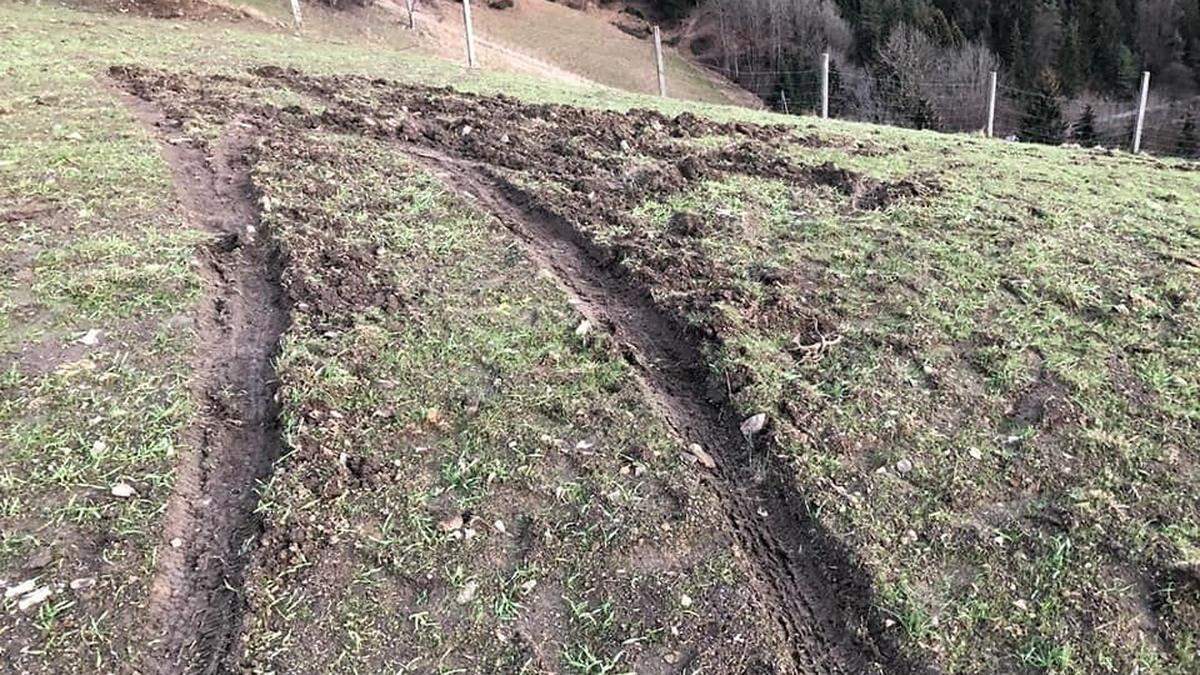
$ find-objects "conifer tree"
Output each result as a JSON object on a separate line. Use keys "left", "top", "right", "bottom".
{"left": 1073, "top": 105, "right": 1098, "bottom": 145}
{"left": 1057, "top": 19, "right": 1084, "bottom": 95}
{"left": 1009, "top": 22, "right": 1030, "bottom": 87}
{"left": 1179, "top": 114, "right": 1199, "bottom": 158}
{"left": 1021, "top": 69, "right": 1067, "bottom": 144}
{"left": 1116, "top": 44, "right": 1140, "bottom": 98}
{"left": 828, "top": 59, "right": 845, "bottom": 116}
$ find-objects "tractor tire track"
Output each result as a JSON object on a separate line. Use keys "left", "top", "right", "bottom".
{"left": 404, "top": 146, "right": 921, "bottom": 674}
{"left": 117, "top": 93, "right": 288, "bottom": 674}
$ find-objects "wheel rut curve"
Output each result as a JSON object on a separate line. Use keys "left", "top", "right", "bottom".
{"left": 107, "top": 63, "right": 926, "bottom": 673}
{"left": 115, "top": 92, "right": 289, "bottom": 674}
{"left": 403, "top": 146, "right": 921, "bottom": 674}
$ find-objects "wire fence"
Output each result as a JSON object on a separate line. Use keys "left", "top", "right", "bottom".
{"left": 413, "top": 4, "right": 1200, "bottom": 162}
{"left": 714, "top": 60, "right": 1200, "bottom": 162}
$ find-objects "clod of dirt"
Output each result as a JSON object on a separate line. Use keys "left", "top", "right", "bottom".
{"left": 22, "top": 549, "right": 53, "bottom": 571}
{"left": 1005, "top": 368, "right": 1072, "bottom": 432}
{"left": 755, "top": 265, "right": 791, "bottom": 286}
{"left": 852, "top": 177, "right": 927, "bottom": 210}
{"left": 211, "top": 232, "right": 241, "bottom": 253}
{"left": 666, "top": 211, "right": 705, "bottom": 237}
{"left": 806, "top": 161, "right": 930, "bottom": 210}
{"left": 438, "top": 513, "right": 465, "bottom": 533}
{"left": 1148, "top": 561, "right": 1200, "bottom": 654}
{"left": 677, "top": 155, "right": 707, "bottom": 181}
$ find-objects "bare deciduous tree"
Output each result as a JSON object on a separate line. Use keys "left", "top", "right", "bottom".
{"left": 702, "top": 0, "right": 850, "bottom": 89}
{"left": 878, "top": 23, "right": 999, "bottom": 130}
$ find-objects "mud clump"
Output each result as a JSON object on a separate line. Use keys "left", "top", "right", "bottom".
{"left": 808, "top": 161, "right": 931, "bottom": 210}
{"left": 1004, "top": 368, "right": 1073, "bottom": 432}
{"left": 1149, "top": 562, "right": 1200, "bottom": 655}
{"left": 677, "top": 155, "right": 707, "bottom": 181}
{"left": 287, "top": 244, "right": 405, "bottom": 327}
{"left": 852, "top": 177, "right": 928, "bottom": 210}
{"left": 667, "top": 210, "right": 706, "bottom": 237}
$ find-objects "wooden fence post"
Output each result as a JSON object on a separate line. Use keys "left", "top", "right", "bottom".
{"left": 986, "top": 71, "right": 997, "bottom": 137}
{"left": 820, "top": 52, "right": 830, "bottom": 119}
{"left": 1133, "top": 71, "right": 1150, "bottom": 153}
{"left": 462, "top": 0, "right": 478, "bottom": 68}
{"left": 652, "top": 26, "right": 667, "bottom": 98}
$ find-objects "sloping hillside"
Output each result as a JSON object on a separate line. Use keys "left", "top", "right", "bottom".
{"left": 462, "top": 0, "right": 752, "bottom": 105}
{"left": 184, "top": 0, "right": 750, "bottom": 105}
{"left": 1, "top": 2, "right": 1198, "bottom": 674}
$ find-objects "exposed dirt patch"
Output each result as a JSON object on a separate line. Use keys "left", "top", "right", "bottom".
{"left": 1004, "top": 367, "right": 1073, "bottom": 432}
{"left": 112, "top": 90, "right": 288, "bottom": 673}
{"left": 67, "top": 0, "right": 256, "bottom": 21}
{"left": 106, "top": 63, "right": 941, "bottom": 671}
{"left": 1149, "top": 561, "right": 1200, "bottom": 655}
{"left": 0, "top": 201, "right": 59, "bottom": 223}
{"left": 109, "top": 65, "right": 934, "bottom": 340}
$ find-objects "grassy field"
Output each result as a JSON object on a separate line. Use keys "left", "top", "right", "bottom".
{"left": 588, "top": 134, "right": 1200, "bottom": 671}
{"left": 1, "top": 1, "right": 1198, "bottom": 673}
{"left": 0, "top": 11, "right": 203, "bottom": 668}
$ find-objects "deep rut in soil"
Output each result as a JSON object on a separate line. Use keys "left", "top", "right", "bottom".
{"left": 405, "top": 147, "right": 918, "bottom": 674}
{"left": 120, "top": 96, "right": 288, "bottom": 674}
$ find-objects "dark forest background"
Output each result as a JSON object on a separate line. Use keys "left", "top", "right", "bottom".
{"left": 645, "top": 0, "right": 1200, "bottom": 155}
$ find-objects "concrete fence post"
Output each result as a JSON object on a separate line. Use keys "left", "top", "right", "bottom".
{"left": 462, "top": 0, "right": 478, "bottom": 68}
{"left": 1133, "top": 71, "right": 1150, "bottom": 153}
{"left": 652, "top": 26, "right": 667, "bottom": 98}
{"left": 986, "top": 71, "right": 997, "bottom": 137}
{"left": 820, "top": 52, "right": 830, "bottom": 119}
{"left": 288, "top": 0, "right": 302, "bottom": 31}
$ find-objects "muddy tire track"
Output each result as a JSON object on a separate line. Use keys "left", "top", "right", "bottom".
{"left": 405, "top": 146, "right": 921, "bottom": 674}
{"left": 105, "top": 64, "right": 927, "bottom": 671}
{"left": 117, "top": 94, "right": 288, "bottom": 674}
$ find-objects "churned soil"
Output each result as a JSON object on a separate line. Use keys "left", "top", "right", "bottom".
{"left": 110, "top": 63, "right": 937, "bottom": 673}
{"left": 113, "top": 89, "right": 289, "bottom": 672}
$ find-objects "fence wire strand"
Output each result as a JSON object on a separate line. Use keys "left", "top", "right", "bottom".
{"left": 736, "top": 66, "right": 1199, "bottom": 161}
